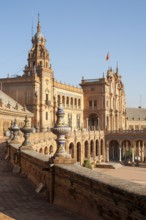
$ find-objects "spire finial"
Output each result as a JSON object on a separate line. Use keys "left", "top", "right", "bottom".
{"left": 116, "top": 61, "right": 119, "bottom": 74}
{"left": 37, "top": 12, "right": 41, "bottom": 32}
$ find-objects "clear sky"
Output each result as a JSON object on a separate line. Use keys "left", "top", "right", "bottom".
{"left": 0, "top": 0, "right": 146, "bottom": 108}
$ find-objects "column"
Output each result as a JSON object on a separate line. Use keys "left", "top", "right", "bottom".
{"left": 126, "top": 141, "right": 129, "bottom": 159}
{"left": 80, "top": 143, "right": 84, "bottom": 165}
{"left": 141, "top": 142, "right": 144, "bottom": 162}
{"left": 93, "top": 141, "right": 96, "bottom": 163}
{"left": 106, "top": 146, "right": 109, "bottom": 162}
{"left": 144, "top": 142, "right": 146, "bottom": 163}
{"left": 102, "top": 140, "right": 106, "bottom": 162}
{"left": 122, "top": 142, "right": 125, "bottom": 158}
{"left": 98, "top": 140, "right": 101, "bottom": 163}
{"left": 87, "top": 143, "right": 90, "bottom": 160}
{"left": 132, "top": 143, "right": 135, "bottom": 163}
{"left": 119, "top": 146, "right": 122, "bottom": 162}
{"left": 138, "top": 141, "right": 141, "bottom": 157}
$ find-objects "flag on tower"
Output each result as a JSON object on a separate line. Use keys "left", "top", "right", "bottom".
{"left": 106, "top": 52, "right": 109, "bottom": 61}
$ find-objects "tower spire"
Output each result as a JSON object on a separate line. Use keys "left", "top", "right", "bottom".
{"left": 37, "top": 12, "right": 41, "bottom": 33}
{"left": 116, "top": 61, "right": 119, "bottom": 74}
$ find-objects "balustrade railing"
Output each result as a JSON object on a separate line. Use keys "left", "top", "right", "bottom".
{"left": 106, "top": 129, "right": 144, "bottom": 135}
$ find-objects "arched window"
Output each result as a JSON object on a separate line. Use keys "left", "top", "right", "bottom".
{"left": 39, "top": 148, "right": 43, "bottom": 154}
{"left": 74, "top": 98, "right": 77, "bottom": 108}
{"left": 49, "top": 145, "right": 53, "bottom": 155}
{"left": 44, "top": 147, "right": 48, "bottom": 154}
{"left": 78, "top": 99, "right": 81, "bottom": 108}
{"left": 66, "top": 97, "right": 69, "bottom": 107}
{"left": 58, "top": 95, "right": 60, "bottom": 104}
{"left": 62, "top": 96, "right": 65, "bottom": 106}
{"left": 71, "top": 98, "right": 73, "bottom": 107}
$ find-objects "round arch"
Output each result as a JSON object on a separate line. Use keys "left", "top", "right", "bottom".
{"left": 39, "top": 148, "right": 43, "bottom": 154}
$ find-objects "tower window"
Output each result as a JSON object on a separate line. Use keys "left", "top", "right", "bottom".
{"left": 46, "top": 112, "right": 48, "bottom": 120}
{"left": 94, "top": 100, "right": 97, "bottom": 108}
{"left": 46, "top": 94, "right": 49, "bottom": 105}
{"left": 89, "top": 100, "right": 92, "bottom": 107}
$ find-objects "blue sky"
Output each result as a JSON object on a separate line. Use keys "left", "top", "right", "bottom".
{"left": 0, "top": 0, "right": 146, "bottom": 107}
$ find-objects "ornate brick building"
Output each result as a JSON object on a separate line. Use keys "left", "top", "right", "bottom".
{"left": 1, "top": 18, "right": 83, "bottom": 132}
{"left": 1, "top": 17, "right": 146, "bottom": 165}
{"left": 0, "top": 17, "right": 128, "bottom": 133}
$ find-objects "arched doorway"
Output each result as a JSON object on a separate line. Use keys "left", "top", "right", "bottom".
{"left": 88, "top": 113, "right": 99, "bottom": 130}
{"left": 109, "top": 140, "right": 119, "bottom": 161}
{"left": 77, "top": 142, "right": 81, "bottom": 163}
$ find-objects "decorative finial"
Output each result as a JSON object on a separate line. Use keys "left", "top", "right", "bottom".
{"left": 103, "top": 72, "right": 105, "bottom": 78}
{"left": 116, "top": 61, "right": 119, "bottom": 74}
{"left": 37, "top": 12, "right": 41, "bottom": 32}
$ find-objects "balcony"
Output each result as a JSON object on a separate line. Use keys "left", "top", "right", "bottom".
{"left": 45, "top": 100, "right": 51, "bottom": 106}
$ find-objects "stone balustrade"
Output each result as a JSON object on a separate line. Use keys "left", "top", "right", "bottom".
{"left": 8, "top": 144, "right": 146, "bottom": 220}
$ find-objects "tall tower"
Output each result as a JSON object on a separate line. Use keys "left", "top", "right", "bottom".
{"left": 80, "top": 67, "right": 126, "bottom": 131}
{"left": 24, "top": 15, "right": 54, "bottom": 131}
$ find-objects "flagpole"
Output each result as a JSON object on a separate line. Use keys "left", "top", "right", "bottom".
{"left": 106, "top": 52, "right": 110, "bottom": 72}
